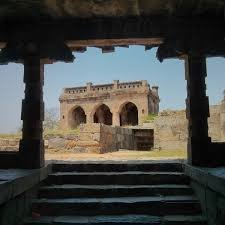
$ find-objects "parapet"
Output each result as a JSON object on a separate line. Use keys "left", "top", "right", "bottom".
{"left": 60, "top": 80, "right": 159, "bottom": 101}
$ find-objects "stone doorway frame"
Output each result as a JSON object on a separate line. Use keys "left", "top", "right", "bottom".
{"left": 0, "top": 16, "right": 224, "bottom": 168}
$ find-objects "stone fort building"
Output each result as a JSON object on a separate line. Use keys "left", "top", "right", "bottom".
{"left": 59, "top": 80, "right": 160, "bottom": 129}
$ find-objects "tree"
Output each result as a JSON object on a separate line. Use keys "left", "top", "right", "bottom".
{"left": 43, "top": 107, "right": 59, "bottom": 130}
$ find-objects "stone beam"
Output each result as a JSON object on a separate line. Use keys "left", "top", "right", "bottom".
{"left": 0, "top": 40, "right": 74, "bottom": 64}
{"left": 156, "top": 17, "right": 225, "bottom": 61}
{"left": 0, "top": 17, "right": 224, "bottom": 57}
{"left": 66, "top": 38, "right": 163, "bottom": 48}
{"left": 41, "top": 16, "right": 167, "bottom": 42}
{"left": 156, "top": 37, "right": 225, "bottom": 62}
{"left": 101, "top": 46, "right": 115, "bottom": 53}
{"left": 70, "top": 46, "right": 87, "bottom": 53}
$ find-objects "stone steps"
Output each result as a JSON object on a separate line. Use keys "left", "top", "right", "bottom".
{"left": 47, "top": 171, "right": 189, "bottom": 185}
{"left": 32, "top": 195, "right": 201, "bottom": 216}
{"left": 23, "top": 163, "right": 207, "bottom": 225}
{"left": 39, "top": 184, "right": 193, "bottom": 198}
{"left": 52, "top": 163, "right": 183, "bottom": 173}
{"left": 24, "top": 215, "right": 207, "bottom": 225}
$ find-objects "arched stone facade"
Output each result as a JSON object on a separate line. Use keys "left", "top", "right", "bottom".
{"left": 59, "top": 80, "right": 160, "bottom": 129}
{"left": 93, "top": 104, "right": 112, "bottom": 125}
{"left": 68, "top": 106, "right": 86, "bottom": 128}
{"left": 119, "top": 102, "right": 138, "bottom": 126}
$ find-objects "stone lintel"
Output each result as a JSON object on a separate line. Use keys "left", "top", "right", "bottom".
{"left": 0, "top": 40, "right": 75, "bottom": 64}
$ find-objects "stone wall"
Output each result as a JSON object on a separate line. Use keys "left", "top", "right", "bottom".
{"left": 43, "top": 124, "right": 137, "bottom": 153}
{"left": 184, "top": 164, "right": 225, "bottom": 225}
{"left": 1, "top": 99, "right": 224, "bottom": 153}
{"left": 143, "top": 101, "right": 225, "bottom": 150}
{"left": 80, "top": 124, "right": 135, "bottom": 153}
{"left": 208, "top": 105, "right": 222, "bottom": 142}
{"left": 0, "top": 124, "right": 136, "bottom": 154}
{"left": 151, "top": 110, "right": 188, "bottom": 150}
{"left": 0, "top": 166, "right": 51, "bottom": 225}
{"left": 100, "top": 125, "right": 134, "bottom": 152}
{"left": 0, "top": 139, "right": 19, "bottom": 151}
{"left": 44, "top": 124, "right": 152, "bottom": 153}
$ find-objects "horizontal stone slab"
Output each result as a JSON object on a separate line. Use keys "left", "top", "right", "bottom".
{"left": 39, "top": 184, "right": 193, "bottom": 198}
{"left": 0, "top": 164, "right": 52, "bottom": 205}
{"left": 32, "top": 195, "right": 201, "bottom": 216}
{"left": 24, "top": 214, "right": 207, "bottom": 225}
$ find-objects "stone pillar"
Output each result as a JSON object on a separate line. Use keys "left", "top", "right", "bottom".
{"left": 86, "top": 112, "right": 94, "bottom": 124}
{"left": 113, "top": 80, "right": 119, "bottom": 89}
{"left": 137, "top": 109, "right": 142, "bottom": 125}
{"left": 113, "top": 112, "right": 120, "bottom": 126}
{"left": 19, "top": 55, "right": 45, "bottom": 169}
{"left": 86, "top": 82, "right": 92, "bottom": 92}
{"left": 185, "top": 55, "right": 211, "bottom": 166}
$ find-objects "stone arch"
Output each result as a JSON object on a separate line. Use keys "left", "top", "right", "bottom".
{"left": 119, "top": 102, "right": 138, "bottom": 126}
{"left": 93, "top": 104, "right": 112, "bottom": 125}
{"left": 68, "top": 106, "right": 86, "bottom": 128}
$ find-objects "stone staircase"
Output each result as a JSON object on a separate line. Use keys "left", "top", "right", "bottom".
{"left": 24, "top": 163, "right": 207, "bottom": 225}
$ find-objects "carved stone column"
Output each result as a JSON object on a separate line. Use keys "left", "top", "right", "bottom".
{"left": 113, "top": 112, "right": 120, "bottom": 126}
{"left": 86, "top": 112, "right": 94, "bottom": 124}
{"left": 19, "top": 54, "right": 45, "bottom": 169}
{"left": 185, "top": 55, "right": 211, "bottom": 166}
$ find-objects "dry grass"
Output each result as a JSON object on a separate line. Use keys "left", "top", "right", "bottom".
{"left": 45, "top": 149, "right": 187, "bottom": 162}
{"left": 0, "top": 129, "right": 80, "bottom": 139}
{"left": 0, "top": 133, "right": 22, "bottom": 139}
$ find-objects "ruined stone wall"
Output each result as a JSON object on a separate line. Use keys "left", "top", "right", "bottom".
{"left": 146, "top": 110, "right": 188, "bottom": 150}
{"left": 44, "top": 124, "right": 135, "bottom": 153}
{"left": 2, "top": 100, "right": 224, "bottom": 153}
{"left": 99, "top": 124, "right": 134, "bottom": 152}
{"left": 0, "top": 125, "right": 135, "bottom": 153}
{"left": 0, "top": 139, "right": 19, "bottom": 151}
{"left": 220, "top": 99, "right": 225, "bottom": 141}
{"left": 144, "top": 102, "right": 225, "bottom": 150}
{"left": 73, "top": 124, "right": 136, "bottom": 153}
{"left": 208, "top": 105, "right": 221, "bottom": 142}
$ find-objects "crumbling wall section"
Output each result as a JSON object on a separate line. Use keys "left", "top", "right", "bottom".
{"left": 144, "top": 104, "right": 224, "bottom": 151}
{"left": 153, "top": 110, "right": 188, "bottom": 150}
{"left": 208, "top": 105, "right": 221, "bottom": 142}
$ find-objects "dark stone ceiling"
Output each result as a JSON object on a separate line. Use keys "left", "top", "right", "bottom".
{"left": 0, "top": 0, "right": 224, "bottom": 22}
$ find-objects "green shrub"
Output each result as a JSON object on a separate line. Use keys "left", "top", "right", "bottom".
{"left": 0, "top": 132, "right": 22, "bottom": 139}
{"left": 143, "top": 113, "right": 157, "bottom": 123}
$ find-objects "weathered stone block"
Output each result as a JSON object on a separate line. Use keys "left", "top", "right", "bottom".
{"left": 48, "top": 137, "right": 67, "bottom": 149}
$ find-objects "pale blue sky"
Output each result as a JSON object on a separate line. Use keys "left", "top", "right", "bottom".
{"left": 0, "top": 46, "right": 224, "bottom": 133}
